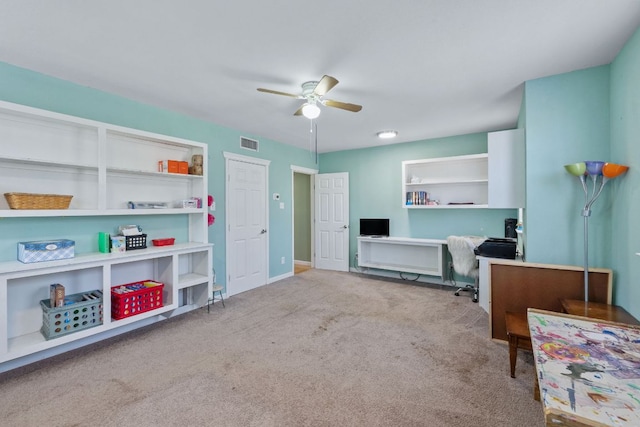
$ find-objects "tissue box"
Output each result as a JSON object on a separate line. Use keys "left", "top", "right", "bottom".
{"left": 18, "top": 239, "right": 75, "bottom": 263}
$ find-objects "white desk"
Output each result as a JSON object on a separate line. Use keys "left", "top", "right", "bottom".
{"left": 357, "top": 236, "right": 447, "bottom": 279}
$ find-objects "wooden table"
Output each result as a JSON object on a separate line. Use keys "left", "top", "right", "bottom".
{"left": 560, "top": 299, "right": 640, "bottom": 325}
{"left": 528, "top": 309, "right": 640, "bottom": 427}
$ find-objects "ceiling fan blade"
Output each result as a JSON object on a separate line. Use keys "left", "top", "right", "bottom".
{"left": 323, "top": 99, "right": 363, "bottom": 112}
{"left": 257, "top": 88, "right": 301, "bottom": 98}
{"left": 313, "top": 75, "right": 339, "bottom": 97}
{"left": 293, "top": 105, "right": 304, "bottom": 116}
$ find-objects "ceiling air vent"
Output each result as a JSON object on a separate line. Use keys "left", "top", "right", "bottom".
{"left": 240, "top": 136, "right": 259, "bottom": 152}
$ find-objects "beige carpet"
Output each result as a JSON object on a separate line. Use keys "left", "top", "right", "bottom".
{"left": 0, "top": 269, "right": 544, "bottom": 426}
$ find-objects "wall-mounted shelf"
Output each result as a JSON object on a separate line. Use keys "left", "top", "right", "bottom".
{"left": 401, "top": 128, "right": 525, "bottom": 209}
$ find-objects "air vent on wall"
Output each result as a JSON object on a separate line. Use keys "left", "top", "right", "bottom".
{"left": 240, "top": 136, "right": 259, "bottom": 152}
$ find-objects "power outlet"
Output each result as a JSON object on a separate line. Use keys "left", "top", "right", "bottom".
{"left": 281, "top": 256, "right": 285, "bottom": 264}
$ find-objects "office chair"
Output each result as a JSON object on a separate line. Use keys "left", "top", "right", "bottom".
{"left": 446, "top": 236, "right": 486, "bottom": 303}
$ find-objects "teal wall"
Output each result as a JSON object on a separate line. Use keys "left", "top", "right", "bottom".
{"left": 319, "top": 133, "right": 517, "bottom": 269}
{"left": 293, "top": 173, "right": 311, "bottom": 262}
{"left": 523, "top": 66, "right": 611, "bottom": 268}
{"left": 0, "top": 61, "right": 317, "bottom": 287}
{"left": 519, "top": 25, "right": 640, "bottom": 318}
{"left": 610, "top": 26, "right": 640, "bottom": 315}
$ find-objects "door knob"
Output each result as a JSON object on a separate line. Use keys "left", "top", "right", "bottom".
{"left": 342, "top": 225, "right": 348, "bottom": 229}
{"left": 260, "top": 229, "right": 267, "bottom": 234}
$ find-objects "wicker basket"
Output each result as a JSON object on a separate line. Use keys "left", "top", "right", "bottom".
{"left": 4, "top": 193, "right": 73, "bottom": 210}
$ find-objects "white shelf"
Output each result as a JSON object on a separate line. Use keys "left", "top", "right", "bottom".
{"left": 0, "top": 208, "right": 204, "bottom": 218}
{"left": 405, "top": 204, "right": 489, "bottom": 209}
{"left": 0, "top": 100, "right": 213, "bottom": 372}
{"left": 405, "top": 179, "right": 488, "bottom": 186}
{"left": 0, "top": 155, "right": 97, "bottom": 170}
{"left": 0, "top": 99, "right": 208, "bottom": 217}
{"left": 401, "top": 129, "right": 525, "bottom": 209}
{"left": 357, "top": 236, "right": 446, "bottom": 278}
{"left": 178, "top": 272, "right": 210, "bottom": 289}
{"left": 106, "top": 166, "right": 204, "bottom": 179}
{"left": 402, "top": 154, "right": 489, "bottom": 208}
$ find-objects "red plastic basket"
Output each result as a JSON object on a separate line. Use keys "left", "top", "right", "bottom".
{"left": 111, "top": 280, "right": 164, "bottom": 320}
{"left": 152, "top": 237, "right": 175, "bottom": 247}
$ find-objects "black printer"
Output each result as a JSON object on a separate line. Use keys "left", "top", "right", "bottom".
{"left": 474, "top": 237, "right": 517, "bottom": 260}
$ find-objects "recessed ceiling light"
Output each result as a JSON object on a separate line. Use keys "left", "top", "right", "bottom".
{"left": 377, "top": 130, "right": 398, "bottom": 139}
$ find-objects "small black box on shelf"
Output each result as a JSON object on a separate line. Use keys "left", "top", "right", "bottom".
{"left": 125, "top": 234, "right": 147, "bottom": 250}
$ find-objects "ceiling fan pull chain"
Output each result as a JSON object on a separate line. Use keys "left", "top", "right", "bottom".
{"left": 309, "top": 119, "right": 313, "bottom": 158}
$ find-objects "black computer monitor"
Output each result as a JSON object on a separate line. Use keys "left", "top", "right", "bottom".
{"left": 359, "top": 218, "right": 389, "bottom": 237}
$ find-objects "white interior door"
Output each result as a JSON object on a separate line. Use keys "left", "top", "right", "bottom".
{"left": 315, "top": 172, "right": 349, "bottom": 271}
{"left": 225, "top": 153, "right": 269, "bottom": 296}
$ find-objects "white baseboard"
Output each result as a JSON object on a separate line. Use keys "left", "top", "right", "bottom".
{"left": 294, "top": 260, "right": 312, "bottom": 266}
{"left": 268, "top": 271, "right": 294, "bottom": 284}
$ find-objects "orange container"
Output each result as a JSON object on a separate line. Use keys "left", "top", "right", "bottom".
{"left": 178, "top": 161, "right": 189, "bottom": 174}
{"left": 158, "top": 160, "right": 179, "bottom": 173}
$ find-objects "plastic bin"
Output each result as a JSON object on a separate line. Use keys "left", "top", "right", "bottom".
{"left": 125, "top": 234, "right": 147, "bottom": 250}
{"left": 111, "top": 280, "right": 164, "bottom": 320}
{"left": 40, "top": 290, "right": 103, "bottom": 340}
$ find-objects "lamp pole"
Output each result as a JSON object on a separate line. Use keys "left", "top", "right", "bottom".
{"left": 565, "top": 161, "right": 628, "bottom": 303}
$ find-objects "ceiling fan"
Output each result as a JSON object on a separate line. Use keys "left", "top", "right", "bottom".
{"left": 257, "top": 75, "right": 362, "bottom": 119}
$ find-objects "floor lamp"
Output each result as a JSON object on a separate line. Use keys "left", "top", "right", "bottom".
{"left": 564, "top": 161, "right": 629, "bottom": 302}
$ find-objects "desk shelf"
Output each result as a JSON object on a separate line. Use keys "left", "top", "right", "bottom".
{"left": 357, "top": 237, "right": 446, "bottom": 278}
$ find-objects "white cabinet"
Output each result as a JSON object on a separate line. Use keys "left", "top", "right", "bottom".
{"left": 357, "top": 236, "right": 447, "bottom": 278}
{"left": 401, "top": 128, "right": 525, "bottom": 209}
{"left": 0, "top": 244, "right": 212, "bottom": 365}
{"left": 488, "top": 128, "right": 525, "bottom": 209}
{"left": 0, "top": 100, "right": 212, "bottom": 372}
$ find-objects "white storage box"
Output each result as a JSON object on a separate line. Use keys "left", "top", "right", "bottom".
{"left": 18, "top": 239, "right": 75, "bottom": 263}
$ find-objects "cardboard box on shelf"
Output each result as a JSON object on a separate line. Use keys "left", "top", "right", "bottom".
{"left": 178, "top": 161, "right": 189, "bottom": 174}
{"left": 158, "top": 160, "right": 179, "bottom": 173}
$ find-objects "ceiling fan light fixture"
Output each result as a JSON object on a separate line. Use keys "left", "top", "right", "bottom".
{"left": 377, "top": 130, "right": 398, "bottom": 139}
{"left": 301, "top": 102, "right": 321, "bottom": 119}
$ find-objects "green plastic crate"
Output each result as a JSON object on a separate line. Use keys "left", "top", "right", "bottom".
{"left": 40, "top": 290, "right": 103, "bottom": 340}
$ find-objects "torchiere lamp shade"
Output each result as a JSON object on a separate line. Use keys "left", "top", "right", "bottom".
{"left": 585, "top": 160, "right": 605, "bottom": 176}
{"left": 564, "top": 162, "right": 586, "bottom": 176}
{"left": 602, "top": 163, "right": 629, "bottom": 179}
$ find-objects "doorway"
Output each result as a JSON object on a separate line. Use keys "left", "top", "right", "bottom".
{"left": 291, "top": 166, "right": 317, "bottom": 275}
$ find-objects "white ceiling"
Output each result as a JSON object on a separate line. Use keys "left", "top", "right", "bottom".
{"left": 1, "top": 1, "right": 640, "bottom": 153}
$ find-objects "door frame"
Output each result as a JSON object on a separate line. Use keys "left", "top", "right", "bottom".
{"left": 224, "top": 151, "right": 270, "bottom": 296}
{"left": 291, "top": 165, "right": 318, "bottom": 271}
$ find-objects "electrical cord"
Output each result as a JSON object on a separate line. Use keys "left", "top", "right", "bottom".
{"left": 399, "top": 272, "right": 421, "bottom": 281}
{"left": 448, "top": 262, "right": 457, "bottom": 287}
{"left": 353, "top": 253, "right": 362, "bottom": 272}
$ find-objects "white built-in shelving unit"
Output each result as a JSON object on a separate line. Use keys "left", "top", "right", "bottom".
{"left": 401, "top": 128, "right": 525, "bottom": 209}
{"left": 0, "top": 100, "right": 212, "bottom": 371}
